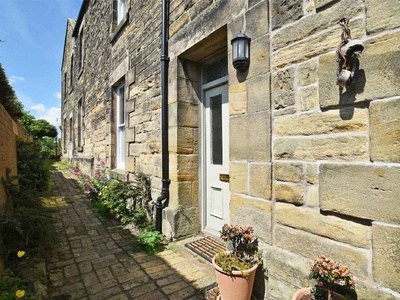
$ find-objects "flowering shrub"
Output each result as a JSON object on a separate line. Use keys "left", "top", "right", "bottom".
{"left": 215, "top": 224, "right": 262, "bottom": 276}
{"left": 72, "top": 157, "right": 153, "bottom": 228}
{"left": 73, "top": 156, "right": 111, "bottom": 201}
{"left": 309, "top": 255, "right": 355, "bottom": 300}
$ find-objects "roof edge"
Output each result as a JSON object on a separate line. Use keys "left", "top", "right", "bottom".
{"left": 72, "top": 0, "right": 89, "bottom": 37}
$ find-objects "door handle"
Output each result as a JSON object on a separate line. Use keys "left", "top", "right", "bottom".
{"left": 219, "top": 173, "right": 230, "bottom": 182}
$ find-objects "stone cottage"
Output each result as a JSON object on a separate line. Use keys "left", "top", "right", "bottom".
{"left": 61, "top": 0, "right": 400, "bottom": 298}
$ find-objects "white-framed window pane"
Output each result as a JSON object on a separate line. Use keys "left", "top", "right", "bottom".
{"left": 117, "top": 0, "right": 126, "bottom": 24}
{"left": 116, "top": 83, "right": 125, "bottom": 169}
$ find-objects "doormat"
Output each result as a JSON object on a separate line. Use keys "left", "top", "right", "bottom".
{"left": 185, "top": 236, "right": 225, "bottom": 263}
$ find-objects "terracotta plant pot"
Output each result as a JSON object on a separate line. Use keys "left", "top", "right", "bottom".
{"left": 292, "top": 287, "right": 345, "bottom": 300}
{"left": 212, "top": 253, "right": 258, "bottom": 300}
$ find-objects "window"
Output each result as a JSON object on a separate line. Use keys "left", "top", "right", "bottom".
{"left": 77, "top": 100, "right": 84, "bottom": 148}
{"left": 78, "top": 30, "right": 84, "bottom": 71}
{"left": 117, "top": 0, "right": 126, "bottom": 24}
{"left": 115, "top": 83, "right": 125, "bottom": 169}
{"left": 70, "top": 55, "right": 74, "bottom": 88}
{"left": 63, "top": 118, "right": 67, "bottom": 152}
{"left": 69, "top": 117, "right": 73, "bottom": 142}
{"left": 63, "top": 72, "right": 67, "bottom": 101}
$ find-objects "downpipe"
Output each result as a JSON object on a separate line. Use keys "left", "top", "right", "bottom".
{"left": 156, "top": 0, "right": 170, "bottom": 234}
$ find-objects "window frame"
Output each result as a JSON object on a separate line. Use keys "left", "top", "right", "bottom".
{"left": 115, "top": 82, "right": 126, "bottom": 169}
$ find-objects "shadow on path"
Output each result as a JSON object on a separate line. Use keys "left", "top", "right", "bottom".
{"left": 45, "top": 166, "right": 215, "bottom": 300}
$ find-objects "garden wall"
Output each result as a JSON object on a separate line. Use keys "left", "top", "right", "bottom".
{"left": 0, "top": 103, "right": 27, "bottom": 277}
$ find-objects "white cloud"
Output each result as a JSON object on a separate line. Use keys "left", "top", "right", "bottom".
{"left": 30, "top": 104, "right": 61, "bottom": 133}
{"left": 9, "top": 75, "right": 25, "bottom": 84}
{"left": 54, "top": 92, "right": 62, "bottom": 100}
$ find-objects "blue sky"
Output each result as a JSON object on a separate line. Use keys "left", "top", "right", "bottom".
{"left": 0, "top": 0, "right": 82, "bottom": 133}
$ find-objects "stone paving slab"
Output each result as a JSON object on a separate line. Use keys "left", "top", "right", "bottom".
{"left": 45, "top": 166, "right": 216, "bottom": 300}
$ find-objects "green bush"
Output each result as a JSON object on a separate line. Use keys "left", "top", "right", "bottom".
{"left": 1, "top": 173, "right": 55, "bottom": 255}
{"left": 74, "top": 159, "right": 153, "bottom": 229}
{"left": 0, "top": 269, "right": 35, "bottom": 300}
{"left": 134, "top": 230, "right": 164, "bottom": 255}
{"left": 16, "top": 139, "right": 51, "bottom": 191}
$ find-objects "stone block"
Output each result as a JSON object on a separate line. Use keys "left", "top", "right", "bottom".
{"left": 267, "top": 276, "right": 299, "bottom": 300}
{"left": 230, "top": 112, "right": 270, "bottom": 161}
{"left": 164, "top": 206, "right": 200, "bottom": 238}
{"left": 247, "top": 34, "right": 270, "bottom": 79}
{"left": 125, "top": 127, "right": 135, "bottom": 142}
{"left": 306, "top": 184, "right": 319, "bottom": 207}
{"left": 276, "top": 203, "right": 370, "bottom": 248}
{"left": 265, "top": 246, "right": 311, "bottom": 289}
{"left": 273, "top": 0, "right": 363, "bottom": 50}
{"left": 229, "top": 82, "right": 247, "bottom": 115}
{"left": 274, "top": 135, "right": 369, "bottom": 161}
{"left": 370, "top": 99, "right": 400, "bottom": 163}
{"left": 271, "top": 0, "right": 303, "bottom": 30}
{"left": 274, "top": 18, "right": 363, "bottom": 70}
{"left": 169, "top": 126, "right": 195, "bottom": 155}
{"left": 249, "top": 163, "right": 271, "bottom": 199}
{"left": 275, "top": 224, "right": 369, "bottom": 276}
{"left": 297, "top": 85, "right": 319, "bottom": 111}
{"left": 297, "top": 59, "right": 318, "bottom": 87}
{"left": 273, "top": 161, "right": 303, "bottom": 183}
{"left": 366, "top": 0, "right": 400, "bottom": 34}
{"left": 272, "top": 67, "right": 295, "bottom": 110}
{"left": 372, "top": 223, "right": 400, "bottom": 293}
{"left": 170, "top": 102, "right": 199, "bottom": 128}
{"left": 169, "top": 12, "right": 190, "bottom": 37}
{"left": 245, "top": 1, "right": 269, "bottom": 39}
{"left": 274, "top": 107, "right": 369, "bottom": 136}
{"left": 320, "top": 32, "right": 400, "bottom": 108}
{"left": 305, "top": 163, "right": 318, "bottom": 185}
{"left": 230, "top": 162, "right": 248, "bottom": 194}
{"left": 230, "top": 194, "right": 272, "bottom": 244}
{"left": 169, "top": 154, "right": 198, "bottom": 182}
{"left": 125, "top": 156, "right": 136, "bottom": 172}
{"left": 274, "top": 182, "right": 304, "bottom": 205}
{"left": 247, "top": 73, "right": 270, "bottom": 114}
{"left": 320, "top": 164, "right": 400, "bottom": 223}
{"left": 169, "top": 181, "right": 195, "bottom": 207}
{"left": 356, "top": 279, "right": 400, "bottom": 300}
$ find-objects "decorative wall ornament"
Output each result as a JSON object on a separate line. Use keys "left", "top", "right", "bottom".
{"left": 336, "top": 18, "right": 364, "bottom": 87}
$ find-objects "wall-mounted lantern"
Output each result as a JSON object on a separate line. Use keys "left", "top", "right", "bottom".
{"left": 231, "top": 32, "right": 251, "bottom": 71}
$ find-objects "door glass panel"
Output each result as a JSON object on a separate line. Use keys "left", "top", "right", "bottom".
{"left": 211, "top": 94, "right": 222, "bottom": 165}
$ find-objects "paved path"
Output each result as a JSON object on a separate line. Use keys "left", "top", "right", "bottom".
{"left": 45, "top": 166, "right": 216, "bottom": 300}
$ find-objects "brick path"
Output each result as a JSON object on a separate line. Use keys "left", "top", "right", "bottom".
{"left": 45, "top": 166, "right": 216, "bottom": 300}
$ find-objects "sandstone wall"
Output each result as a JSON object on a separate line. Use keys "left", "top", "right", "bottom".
{"left": 61, "top": 0, "right": 400, "bottom": 298}
{"left": 269, "top": 0, "right": 400, "bottom": 298}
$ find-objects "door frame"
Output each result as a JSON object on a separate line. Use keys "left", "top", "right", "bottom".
{"left": 200, "top": 75, "right": 229, "bottom": 235}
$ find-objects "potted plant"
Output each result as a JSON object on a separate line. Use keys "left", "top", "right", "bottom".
{"left": 293, "top": 255, "right": 356, "bottom": 300}
{"left": 212, "top": 224, "right": 262, "bottom": 300}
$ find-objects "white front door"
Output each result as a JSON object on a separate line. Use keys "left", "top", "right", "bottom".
{"left": 204, "top": 82, "right": 230, "bottom": 234}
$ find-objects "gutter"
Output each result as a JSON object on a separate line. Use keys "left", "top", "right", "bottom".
{"left": 156, "top": 0, "right": 170, "bottom": 234}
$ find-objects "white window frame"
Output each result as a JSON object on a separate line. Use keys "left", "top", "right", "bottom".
{"left": 117, "top": 0, "right": 126, "bottom": 24}
{"left": 78, "top": 100, "right": 84, "bottom": 148}
{"left": 116, "top": 83, "right": 126, "bottom": 169}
